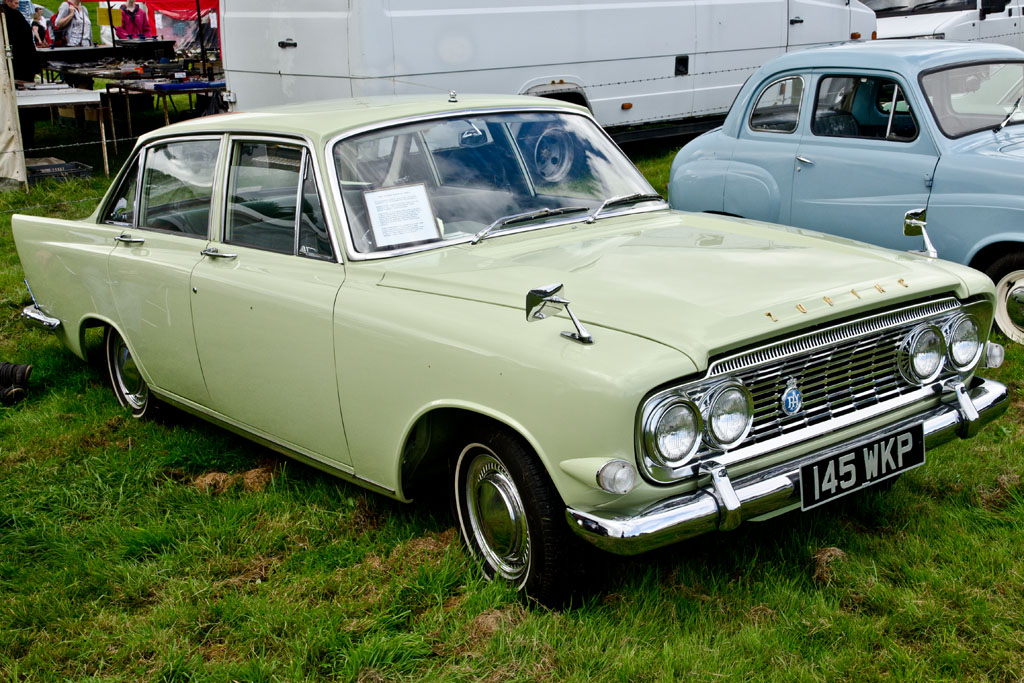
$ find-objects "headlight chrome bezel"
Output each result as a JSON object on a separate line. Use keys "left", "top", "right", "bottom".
{"left": 642, "top": 397, "right": 703, "bottom": 468}
{"left": 700, "top": 381, "right": 754, "bottom": 451}
{"left": 897, "top": 323, "right": 947, "bottom": 385}
{"left": 943, "top": 313, "right": 983, "bottom": 372}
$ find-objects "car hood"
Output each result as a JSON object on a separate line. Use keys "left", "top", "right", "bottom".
{"left": 876, "top": 11, "right": 968, "bottom": 39}
{"left": 377, "top": 211, "right": 973, "bottom": 367}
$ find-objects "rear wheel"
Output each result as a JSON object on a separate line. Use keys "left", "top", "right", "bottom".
{"left": 104, "top": 327, "right": 153, "bottom": 418}
{"left": 453, "top": 428, "right": 573, "bottom": 606}
{"left": 985, "top": 253, "right": 1024, "bottom": 344}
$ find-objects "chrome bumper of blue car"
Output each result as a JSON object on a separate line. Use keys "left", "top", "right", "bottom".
{"left": 566, "top": 376, "right": 1009, "bottom": 556}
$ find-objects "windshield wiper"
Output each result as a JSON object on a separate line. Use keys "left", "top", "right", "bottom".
{"left": 873, "top": 5, "right": 910, "bottom": 16}
{"left": 471, "top": 205, "right": 589, "bottom": 244}
{"left": 909, "top": 0, "right": 952, "bottom": 13}
{"left": 584, "top": 192, "right": 666, "bottom": 224}
{"left": 996, "top": 94, "right": 1024, "bottom": 132}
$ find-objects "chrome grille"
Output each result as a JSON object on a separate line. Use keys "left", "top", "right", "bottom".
{"left": 637, "top": 296, "right": 993, "bottom": 484}
{"left": 701, "top": 297, "right": 960, "bottom": 452}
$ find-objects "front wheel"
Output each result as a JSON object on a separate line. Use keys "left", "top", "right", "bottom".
{"left": 453, "top": 429, "right": 573, "bottom": 606}
{"left": 985, "top": 253, "right": 1024, "bottom": 344}
{"left": 104, "top": 327, "right": 153, "bottom": 418}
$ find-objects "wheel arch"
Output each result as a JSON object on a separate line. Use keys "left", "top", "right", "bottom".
{"left": 967, "top": 239, "right": 1024, "bottom": 274}
{"left": 521, "top": 81, "right": 592, "bottom": 112}
{"left": 398, "top": 404, "right": 548, "bottom": 502}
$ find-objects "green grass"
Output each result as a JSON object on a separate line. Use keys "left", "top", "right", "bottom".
{"left": 2, "top": 146, "right": 1024, "bottom": 680}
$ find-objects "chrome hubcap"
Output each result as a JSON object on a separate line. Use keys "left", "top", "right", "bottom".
{"left": 114, "top": 339, "right": 148, "bottom": 410}
{"left": 464, "top": 451, "right": 529, "bottom": 581}
{"left": 534, "top": 127, "right": 573, "bottom": 183}
{"left": 994, "top": 269, "right": 1024, "bottom": 343}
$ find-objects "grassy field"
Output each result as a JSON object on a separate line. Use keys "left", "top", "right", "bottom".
{"left": 2, "top": 144, "right": 1024, "bottom": 681}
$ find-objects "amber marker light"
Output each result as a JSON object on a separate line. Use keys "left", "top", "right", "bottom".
{"left": 851, "top": 32, "right": 861, "bottom": 39}
{"left": 621, "top": 103, "right": 633, "bottom": 110}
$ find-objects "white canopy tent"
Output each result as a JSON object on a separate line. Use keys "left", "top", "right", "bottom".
{"left": 0, "top": 10, "right": 27, "bottom": 188}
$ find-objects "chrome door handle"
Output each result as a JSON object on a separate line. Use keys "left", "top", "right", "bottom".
{"left": 796, "top": 155, "right": 814, "bottom": 165}
{"left": 114, "top": 234, "right": 145, "bottom": 244}
{"left": 201, "top": 247, "right": 238, "bottom": 259}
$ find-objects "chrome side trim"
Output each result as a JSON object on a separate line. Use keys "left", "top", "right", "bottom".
{"left": 571, "top": 376, "right": 1008, "bottom": 555}
{"left": 21, "top": 305, "right": 61, "bottom": 331}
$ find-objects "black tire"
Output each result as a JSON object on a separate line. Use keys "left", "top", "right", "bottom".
{"left": 453, "top": 428, "right": 573, "bottom": 606}
{"left": 104, "top": 327, "right": 154, "bottom": 419}
{"left": 985, "top": 252, "right": 1024, "bottom": 344}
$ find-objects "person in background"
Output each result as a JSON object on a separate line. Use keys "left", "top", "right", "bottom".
{"left": 55, "top": 0, "right": 91, "bottom": 46}
{"left": 115, "top": 0, "right": 149, "bottom": 39}
{"left": 31, "top": 5, "right": 46, "bottom": 47}
{"left": 2, "top": 0, "right": 39, "bottom": 149}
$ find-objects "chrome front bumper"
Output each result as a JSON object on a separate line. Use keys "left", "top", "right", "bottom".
{"left": 21, "top": 305, "right": 61, "bottom": 331}
{"left": 566, "top": 376, "right": 1009, "bottom": 555}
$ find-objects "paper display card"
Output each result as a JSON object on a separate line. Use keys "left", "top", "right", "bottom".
{"left": 364, "top": 184, "right": 440, "bottom": 248}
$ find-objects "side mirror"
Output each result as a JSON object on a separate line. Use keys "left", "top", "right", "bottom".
{"left": 904, "top": 208, "right": 937, "bottom": 258}
{"left": 903, "top": 208, "right": 926, "bottom": 237}
{"left": 526, "top": 283, "right": 567, "bottom": 321}
{"left": 459, "top": 129, "right": 487, "bottom": 147}
{"left": 525, "top": 283, "right": 593, "bottom": 344}
{"left": 980, "top": 0, "right": 1008, "bottom": 19}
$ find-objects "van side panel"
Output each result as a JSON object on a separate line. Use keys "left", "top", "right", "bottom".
{"left": 222, "top": 0, "right": 356, "bottom": 109}
{"left": 382, "top": 0, "right": 698, "bottom": 124}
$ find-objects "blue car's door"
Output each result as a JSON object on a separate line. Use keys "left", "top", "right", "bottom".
{"left": 790, "top": 71, "right": 939, "bottom": 251}
{"left": 722, "top": 74, "right": 806, "bottom": 223}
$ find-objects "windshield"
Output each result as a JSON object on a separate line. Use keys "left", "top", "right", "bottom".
{"left": 921, "top": 61, "right": 1024, "bottom": 137}
{"left": 864, "top": 0, "right": 974, "bottom": 17}
{"left": 332, "top": 111, "right": 658, "bottom": 255}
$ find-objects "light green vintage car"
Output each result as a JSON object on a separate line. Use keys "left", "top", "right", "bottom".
{"left": 13, "top": 94, "right": 1009, "bottom": 605}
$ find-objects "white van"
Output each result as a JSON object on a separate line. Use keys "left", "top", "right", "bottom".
{"left": 869, "top": 0, "right": 1023, "bottom": 48}
{"left": 221, "top": 0, "right": 876, "bottom": 138}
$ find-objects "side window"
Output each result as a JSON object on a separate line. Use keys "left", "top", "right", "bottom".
{"left": 813, "top": 75, "right": 918, "bottom": 141}
{"left": 138, "top": 139, "right": 220, "bottom": 237}
{"left": 749, "top": 77, "right": 804, "bottom": 133}
{"left": 297, "top": 155, "right": 334, "bottom": 261}
{"left": 225, "top": 141, "right": 304, "bottom": 255}
{"left": 102, "top": 159, "right": 139, "bottom": 226}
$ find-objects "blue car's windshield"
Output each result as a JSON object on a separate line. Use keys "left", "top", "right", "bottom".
{"left": 921, "top": 61, "right": 1024, "bottom": 138}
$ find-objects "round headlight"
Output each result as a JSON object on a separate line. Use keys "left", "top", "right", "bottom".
{"left": 644, "top": 399, "right": 702, "bottom": 467}
{"left": 899, "top": 324, "right": 945, "bottom": 384}
{"left": 702, "top": 382, "right": 754, "bottom": 450}
{"left": 945, "top": 315, "right": 982, "bottom": 371}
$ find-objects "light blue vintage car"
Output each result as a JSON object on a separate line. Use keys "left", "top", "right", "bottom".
{"left": 669, "top": 40, "right": 1024, "bottom": 343}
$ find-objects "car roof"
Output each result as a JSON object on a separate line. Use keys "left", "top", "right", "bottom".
{"left": 760, "top": 40, "right": 1024, "bottom": 76}
{"left": 138, "top": 94, "right": 587, "bottom": 147}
